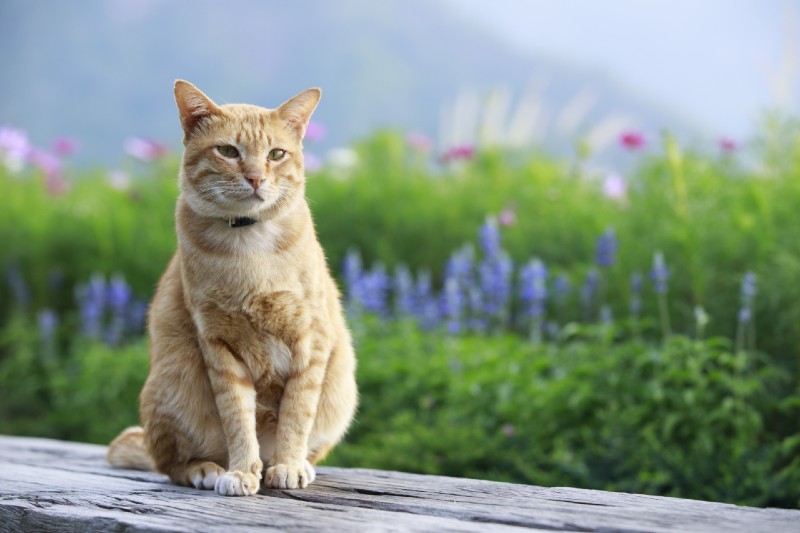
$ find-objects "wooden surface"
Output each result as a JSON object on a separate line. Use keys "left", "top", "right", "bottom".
{"left": 0, "top": 435, "right": 797, "bottom": 532}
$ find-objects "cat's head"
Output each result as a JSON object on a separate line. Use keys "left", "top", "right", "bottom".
{"left": 174, "top": 80, "right": 320, "bottom": 222}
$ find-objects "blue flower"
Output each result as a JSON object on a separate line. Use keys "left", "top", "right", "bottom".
{"left": 37, "top": 308, "right": 58, "bottom": 345}
{"left": 596, "top": 228, "right": 617, "bottom": 268}
{"left": 552, "top": 275, "right": 571, "bottom": 306}
{"left": 581, "top": 269, "right": 599, "bottom": 311}
{"left": 519, "top": 259, "right": 548, "bottom": 318}
{"left": 649, "top": 252, "right": 669, "bottom": 294}
{"left": 478, "top": 217, "right": 501, "bottom": 257}
{"left": 393, "top": 264, "right": 415, "bottom": 317}
{"left": 77, "top": 274, "right": 107, "bottom": 339}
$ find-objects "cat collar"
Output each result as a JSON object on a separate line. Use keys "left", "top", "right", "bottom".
{"left": 228, "top": 216, "right": 258, "bottom": 228}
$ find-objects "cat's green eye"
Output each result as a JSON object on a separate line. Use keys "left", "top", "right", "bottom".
{"left": 268, "top": 148, "right": 286, "bottom": 161}
{"left": 217, "top": 145, "right": 240, "bottom": 158}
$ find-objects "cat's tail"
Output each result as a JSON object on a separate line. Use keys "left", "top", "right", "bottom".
{"left": 107, "top": 426, "right": 155, "bottom": 471}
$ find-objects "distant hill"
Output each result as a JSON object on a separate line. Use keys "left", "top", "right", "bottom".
{"left": 0, "top": 0, "right": 694, "bottom": 165}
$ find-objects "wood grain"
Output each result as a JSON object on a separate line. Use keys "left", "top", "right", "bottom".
{"left": 0, "top": 435, "right": 797, "bottom": 532}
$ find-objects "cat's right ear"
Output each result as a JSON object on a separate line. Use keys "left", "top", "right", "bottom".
{"left": 174, "top": 80, "right": 222, "bottom": 141}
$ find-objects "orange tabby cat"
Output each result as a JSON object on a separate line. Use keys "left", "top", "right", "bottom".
{"left": 107, "top": 80, "right": 358, "bottom": 497}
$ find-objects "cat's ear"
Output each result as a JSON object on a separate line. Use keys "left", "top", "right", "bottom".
{"left": 174, "top": 80, "right": 223, "bottom": 141}
{"left": 277, "top": 88, "right": 321, "bottom": 141}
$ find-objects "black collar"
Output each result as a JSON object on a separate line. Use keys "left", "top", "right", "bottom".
{"left": 228, "top": 216, "right": 258, "bottom": 228}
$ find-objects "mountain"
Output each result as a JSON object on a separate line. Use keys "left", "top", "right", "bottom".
{"left": 0, "top": 0, "right": 694, "bottom": 164}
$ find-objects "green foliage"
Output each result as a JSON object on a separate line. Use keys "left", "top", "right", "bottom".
{"left": 0, "top": 313, "right": 147, "bottom": 443}
{"left": 327, "top": 319, "right": 796, "bottom": 508}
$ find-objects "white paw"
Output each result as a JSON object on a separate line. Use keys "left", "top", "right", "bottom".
{"left": 214, "top": 471, "right": 260, "bottom": 496}
{"left": 265, "top": 460, "right": 315, "bottom": 489}
{"left": 304, "top": 460, "right": 316, "bottom": 484}
{"left": 190, "top": 462, "right": 225, "bottom": 490}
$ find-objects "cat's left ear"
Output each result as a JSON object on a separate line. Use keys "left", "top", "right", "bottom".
{"left": 277, "top": 88, "right": 321, "bottom": 141}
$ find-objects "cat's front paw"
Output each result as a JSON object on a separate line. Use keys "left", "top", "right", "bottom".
{"left": 214, "top": 471, "right": 261, "bottom": 496}
{"left": 265, "top": 460, "right": 316, "bottom": 489}
{"left": 188, "top": 461, "right": 226, "bottom": 490}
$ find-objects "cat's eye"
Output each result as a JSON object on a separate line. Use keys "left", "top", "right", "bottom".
{"left": 217, "top": 145, "right": 240, "bottom": 158}
{"left": 268, "top": 148, "right": 286, "bottom": 161}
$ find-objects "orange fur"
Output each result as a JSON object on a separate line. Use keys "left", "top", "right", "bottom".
{"left": 107, "top": 81, "right": 358, "bottom": 496}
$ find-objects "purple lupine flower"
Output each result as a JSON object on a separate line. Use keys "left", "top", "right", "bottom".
{"left": 477, "top": 252, "right": 513, "bottom": 325}
{"left": 0, "top": 125, "right": 31, "bottom": 171}
{"left": 552, "top": 274, "right": 571, "bottom": 306}
{"left": 442, "top": 277, "right": 464, "bottom": 334}
{"left": 360, "top": 263, "right": 390, "bottom": 316}
{"left": 581, "top": 269, "right": 599, "bottom": 312}
{"left": 478, "top": 217, "right": 501, "bottom": 257}
{"left": 105, "top": 275, "right": 134, "bottom": 346}
{"left": 414, "top": 269, "right": 440, "bottom": 328}
{"left": 77, "top": 274, "right": 107, "bottom": 339}
{"left": 393, "top": 264, "right": 415, "bottom": 317}
{"left": 630, "top": 271, "right": 643, "bottom": 317}
{"left": 649, "top": 252, "right": 669, "bottom": 294}
{"left": 595, "top": 228, "right": 617, "bottom": 268}
{"left": 5, "top": 262, "right": 31, "bottom": 308}
{"left": 441, "top": 247, "right": 474, "bottom": 334}
{"left": 37, "top": 308, "right": 59, "bottom": 345}
{"left": 107, "top": 275, "right": 132, "bottom": 313}
{"left": 127, "top": 300, "right": 149, "bottom": 335}
{"left": 519, "top": 259, "right": 548, "bottom": 319}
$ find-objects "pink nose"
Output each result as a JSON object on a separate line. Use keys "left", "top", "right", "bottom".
{"left": 245, "top": 174, "right": 263, "bottom": 190}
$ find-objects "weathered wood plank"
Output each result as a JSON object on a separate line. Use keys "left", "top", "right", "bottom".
{"left": 0, "top": 435, "right": 797, "bottom": 532}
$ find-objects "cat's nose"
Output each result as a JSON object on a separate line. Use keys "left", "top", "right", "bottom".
{"left": 245, "top": 174, "right": 264, "bottom": 190}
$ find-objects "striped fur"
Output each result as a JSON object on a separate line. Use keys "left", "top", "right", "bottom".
{"left": 107, "top": 81, "right": 358, "bottom": 497}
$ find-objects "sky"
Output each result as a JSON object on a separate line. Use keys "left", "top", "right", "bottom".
{"left": 444, "top": 0, "right": 798, "bottom": 141}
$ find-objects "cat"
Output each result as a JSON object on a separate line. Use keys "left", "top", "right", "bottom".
{"left": 106, "top": 80, "right": 358, "bottom": 497}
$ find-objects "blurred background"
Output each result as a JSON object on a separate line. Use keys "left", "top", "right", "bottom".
{"left": 2, "top": 0, "right": 800, "bottom": 510}
{"left": 2, "top": 0, "right": 796, "bottom": 163}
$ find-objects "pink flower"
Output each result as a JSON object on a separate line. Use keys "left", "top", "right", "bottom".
{"left": 0, "top": 126, "right": 31, "bottom": 171}
{"left": 498, "top": 208, "right": 516, "bottom": 227}
{"left": 51, "top": 137, "right": 81, "bottom": 157}
{"left": 406, "top": 132, "right": 433, "bottom": 153}
{"left": 124, "top": 137, "right": 169, "bottom": 162}
{"left": 304, "top": 121, "right": 326, "bottom": 142}
{"left": 440, "top": 145, "right": 475, "bottom": 163}
{"left": 28, "top": 148, "right": 67, "bottom": 195}
{"left": 602, "top": 172, "right": 627, "bottom": 200}
{"left": 719, "top": 138, "right": 737, "bottom": 153}
{"left": 620, "top": 131, "right": 646, "bottom": 151}
{"left": 501, "top": 423, "right": 515, "bottom": 437}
